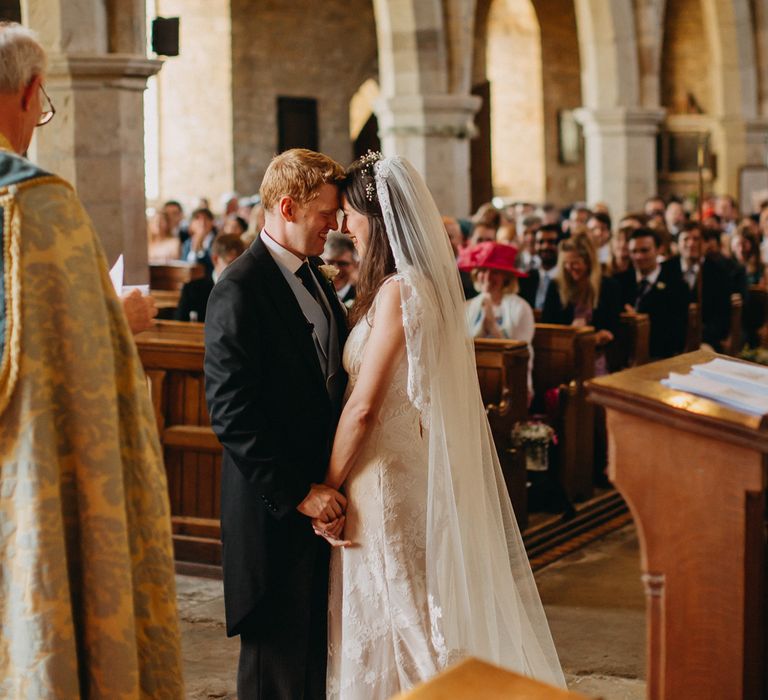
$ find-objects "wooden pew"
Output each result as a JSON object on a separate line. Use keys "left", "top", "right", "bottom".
{"left": 684, "top": 302, "right": 701, "bottom": 352}
{"left": 134, "top": 321, "right": 222, "bottom": 572}
{"left": 136, "top": 323, "right": 535, "bottom": 569}
{"left": 532, "top": 324, "right": 597, "bottom": 502}
{"left": 722, "top": 292, "right": 744, "bottom": 356}
{"left": 744, "top": 284, "right": 768, "bottom": 347}
{"left": 150, "top": 261, "right": 205, "bottom": 291}
{"left": 608, "top": 312, "right": 650, "bottom": 370}
{"left": 474, "top": 338, "right": 530, "bottom": 528}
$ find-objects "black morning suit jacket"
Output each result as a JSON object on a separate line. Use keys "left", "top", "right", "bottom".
{"left": 664, "top": 254, "right": 731, "bottom": 351}
{"left": 614, "top": 265, "right": 689, "bottom": 359}
{"left": 174, "top": 276, "right": 214, "bottom": 322}
{"left": 204, "top": 237, "right": 348, "bottom": 638}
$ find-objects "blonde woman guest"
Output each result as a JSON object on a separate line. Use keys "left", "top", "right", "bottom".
{"left": 542, "top": 233, "right": 621, "bottom": 374}
{"left": 459, "top": 241, "right": 535, "bottom": 392}
{"left": 147, "top": 209, "right": 180, "bottom": 262}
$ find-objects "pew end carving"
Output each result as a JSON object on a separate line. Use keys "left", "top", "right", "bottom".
{"left": 532, "top": 324, "right": 597, "bottom": 502}
{"left": 474, "top": 338, "right": 530, "bottom": 528}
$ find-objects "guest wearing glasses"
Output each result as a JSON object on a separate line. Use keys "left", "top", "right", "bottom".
{"left": 323, "top": 231, "right": 358, "bottom": 306}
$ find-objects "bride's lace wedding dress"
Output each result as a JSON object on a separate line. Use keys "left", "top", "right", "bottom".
{"left": 327, "top": 155, "right": 564, "bottom": 700}
{"left": 327, "top": 279, "right": 441, "bottom": 700}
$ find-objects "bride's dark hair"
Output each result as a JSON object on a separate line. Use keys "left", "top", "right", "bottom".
{"left": 342, "top": 155, "right": 396, "bottom": 326}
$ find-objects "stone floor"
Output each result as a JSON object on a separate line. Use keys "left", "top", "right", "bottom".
{"left": 178, "top": 525, "right": 646, "bottom": 699}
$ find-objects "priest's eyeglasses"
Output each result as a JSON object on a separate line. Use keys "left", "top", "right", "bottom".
{"left": 37, "top": 85, "right": 55, "bottom": 127}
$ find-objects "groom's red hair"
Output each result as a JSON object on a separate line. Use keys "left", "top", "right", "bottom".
{"left": 260, "top": 149, "right": 344, "bottom": 211}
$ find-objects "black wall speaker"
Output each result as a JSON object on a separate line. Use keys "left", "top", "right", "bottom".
{"left": 151, "top": 17, "right": 180, "bottom": 57}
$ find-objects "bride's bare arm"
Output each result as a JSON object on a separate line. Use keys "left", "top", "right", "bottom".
{"left": 324, "top": 280, "right": 405, "bottom": 490}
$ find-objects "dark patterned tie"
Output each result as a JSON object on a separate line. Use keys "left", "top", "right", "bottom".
{"left": 635, "top": 278, "right": 651, "bottom": 309}
{"left": 296, "top": 262, "right": 330, "bottom": 322}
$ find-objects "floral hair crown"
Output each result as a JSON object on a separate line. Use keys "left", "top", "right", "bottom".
{"left": 358, "top": 150, "right": 382, "bottom": 203}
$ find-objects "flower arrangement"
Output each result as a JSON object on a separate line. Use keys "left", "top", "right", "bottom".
{"left": 512, "top": 421, "right": 555, "bottom": 472}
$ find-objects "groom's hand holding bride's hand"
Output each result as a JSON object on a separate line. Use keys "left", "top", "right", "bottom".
{"left": 312, "top": 515, "right": 352, "bottom": 548}
{"left": 296, "top": 483, "right": 347, "bottom": 521}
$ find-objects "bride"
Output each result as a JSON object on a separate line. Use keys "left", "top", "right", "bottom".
{"left": 313, "top": 153, "right": 564, "bottom": 698}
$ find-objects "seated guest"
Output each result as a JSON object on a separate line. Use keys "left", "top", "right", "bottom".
{"left": 222, "top": 214, "right": 249, "bottom": 237}
{"left": 616, "top": 228, "right": 689, "bottom": 359}
{"left": 175, "top": 234, "right": 245, "bottom": 322}
{"left": 542, "top": 233, "right": 621, "bottom": 374}
{"left": 731, "top": 225, "right": 767, "bottom": 286}
{"left": 665, "top": 198, "right": 686, "bottom": 238}
{"left": 587, "top": 211, "right": 612, "bottom": 268}
{"left": 163, "top": 199, "right": 187, "bottom": 243}
{"left": 702, "top": 226, "right": 747, "bottom": 299}
{"left": 180, "top": 207, "right": 217, "bottom": 276}
{"left": 442, "top": 216, "right": 465, "bottom": 258}
{"left": 147, "top": 209, "right": 179, "bottom": 262}
{"left": 519, "top": 223, "right": 559, "bottom": 310}
{"left": 666, "top": 222, "right": 732, "bottom": 351}
{"left": 516, "top": 215, "right": 542, "bottom": 271}
{"left": 460, "top": 216, "right": 499, "bottom": 299}
{"left": 609, "top": 225, "right": 632, "bottom": 275}
{"left": 323, "top": 231, "right": 358, "bottom": 307}
{"left": 458, "top": 241, "right": 534, "bottom": 391}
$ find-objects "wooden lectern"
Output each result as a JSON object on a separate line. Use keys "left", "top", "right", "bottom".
{"left": 588, "top": 350, "right": 767, "bottom": 699}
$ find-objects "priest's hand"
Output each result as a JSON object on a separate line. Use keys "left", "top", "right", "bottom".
{"left": 122, "top": 289, "right": 158, "bottom": 335}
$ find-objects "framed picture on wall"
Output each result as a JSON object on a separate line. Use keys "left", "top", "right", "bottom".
{"left": 739, "top": 165, "right": 768, "bottom": 215}
{"left": 557, "top": 110, "right": 582, "bottom": 165}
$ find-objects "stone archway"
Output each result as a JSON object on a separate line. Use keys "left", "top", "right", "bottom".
{"left": 573, "top": 0, "right": 663, "bottom": 215}
{"left": 373, "top": 0, "right": 480, "bottom": 215}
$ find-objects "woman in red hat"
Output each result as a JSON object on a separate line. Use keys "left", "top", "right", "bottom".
{"left": 458, "top": 241, "right": 535, "bottom": 391}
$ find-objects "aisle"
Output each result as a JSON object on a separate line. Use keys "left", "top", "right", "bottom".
{"left": 178, "top": 525, "right": 646, "bottom": 699}
{"left": 537, "top": 525, "right": 646, "bottom": 699}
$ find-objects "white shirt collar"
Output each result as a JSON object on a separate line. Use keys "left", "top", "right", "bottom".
{"left": 261, "top": 229, "right": 304, "bottom": 274}
{"left": 336, "top": 282, "right": 352, "bottom": 299}
{"left": 636, "top": 264, "right": 661, "bottom": 286}
{"left": 680, "top": 257, "right": 700, "bottom": 274}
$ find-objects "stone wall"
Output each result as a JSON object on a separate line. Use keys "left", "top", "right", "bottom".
{"left": 535, "top": 0, "right": 585, "bottom": 205}
{"left": 230, "top": 0, "right": 377, "bottom": 197}
{"left": 152, "top": 0, "right": 234, "bottom": 208}
{"left": 661, "top": 0, "right": 712, "bottom": 115}
{"left": 486, "top": 0, "right": 545, "bottom": 202}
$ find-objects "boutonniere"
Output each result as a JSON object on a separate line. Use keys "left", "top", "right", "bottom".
{"left": 318, "top": 264, "right": 340, "bottom": 282}
{"left": 656, "top": 281, "right": 666, "bottom": 290}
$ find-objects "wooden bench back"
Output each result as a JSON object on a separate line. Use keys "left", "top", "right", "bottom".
{"left": 608, "top": 312, "right": 650, "bottom": 369}
{"left": 150, "top": 262, "right": 206, "bottom": 291}
{"left": 744, "top": 285, "right": 768, "bottom": 342}
{"left": 135, "top": 321, "right": 221, "bottom": 571}
{"left": 722, "top": 293, "right": 743, "bottom": 355}
{"left": 685, "top": 302, "right": 702, "bottom": 351}
{"left": 532, "top": 324, "right": 596, "bottom": 394}
{"left": 473, "top": 338, "right": 530, "bottom": 528}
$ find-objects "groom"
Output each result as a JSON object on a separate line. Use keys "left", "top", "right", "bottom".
{"left": 204, "top": 148, "right": 349, "bottom": 699}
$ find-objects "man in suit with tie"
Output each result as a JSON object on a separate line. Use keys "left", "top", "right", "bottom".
{"left": 204, "top": 149, "right": 349, "bottom": 699}
{"left": 615, "top": 227, "right": 689, "bottom": 359}
{"left": 666, "top": 222, "right": 732, "bottom": 351}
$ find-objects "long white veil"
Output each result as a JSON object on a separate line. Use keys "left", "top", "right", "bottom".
{"left": 374, "top": 156, "right": 565, "bottom": 687}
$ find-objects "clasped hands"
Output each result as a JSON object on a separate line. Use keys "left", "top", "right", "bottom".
{"left": 297, "top": 483, "right": 351, "bottom": 547}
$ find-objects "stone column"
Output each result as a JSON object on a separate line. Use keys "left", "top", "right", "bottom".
{"left": 574, "top": 107, "right": 664, "bottom": 215}
{"left": 24, "top": 0, "right": 160, "bottom": 284}
{"left": 710, "top": 116, "right": 768, "bottom": 197}
{"left": 376, "top": 93, "right": 481, "bottom": 217}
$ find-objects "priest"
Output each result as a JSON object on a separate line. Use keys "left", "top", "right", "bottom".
{"left": 0, "top": 23, "right": 183, "bottom": 699}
